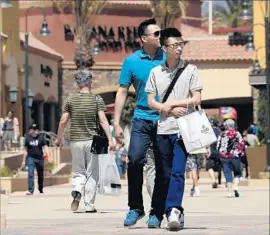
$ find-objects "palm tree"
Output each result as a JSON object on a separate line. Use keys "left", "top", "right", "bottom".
{"left": 212, "top": 0, "right": 247, "bottom": 27}
{"left": 120, "top": 95, "right": 135, "bottom": 149}
{"left": 120, "top": 96, "right": 136, "bottom": 127}
{"left": 149, "top": 0, "right": 188, "bottom": 29}
{"left": 53, "top": 0, "right": 107, "bottom": 67}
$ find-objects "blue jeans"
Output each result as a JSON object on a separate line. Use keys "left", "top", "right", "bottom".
{"left": 27, "top": 156, "right": 44, "bottom": 193}
{"left": 151, "top": 134, "right": 187, "bottom": 219}
{"left": 127, "top": 118, "right": 158, "bottom": 212}
{"left": 221, "top": 157, "right": 241, "bottom": 183}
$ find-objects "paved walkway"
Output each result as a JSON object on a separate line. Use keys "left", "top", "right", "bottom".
{"left": 1, "top": 178, "right": 269, "bottom": 235}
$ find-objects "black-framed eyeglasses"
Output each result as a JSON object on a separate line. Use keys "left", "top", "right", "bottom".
{"left": 165, "top": 41, "right": 185, "bottom": 49}
{"left": 144, "top": 31, "right": 160, "bottom": 38}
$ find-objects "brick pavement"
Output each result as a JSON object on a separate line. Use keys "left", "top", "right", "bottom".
{"left": 1, "top": 178, "right": 269, "bottom": 235}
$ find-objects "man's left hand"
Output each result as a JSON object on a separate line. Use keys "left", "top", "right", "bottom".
{"left": 169, "top": 107, "right": 187, "bottom": 117}
{"left": 108, "top": 140, "right": 116, "bottom": 151}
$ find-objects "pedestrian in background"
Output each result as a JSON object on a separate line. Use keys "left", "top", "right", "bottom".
{"left": 55, "top": 69, "right": 115, "bottom": 213}
{"left": 2, "top": 111, "right": 20, "bottom": 151}
{"left": 206, "top": 118, "right": 223, "bottom": 188}
{"left": 186, "top": 147, "right": 210, "bottom": 197}
{"left": 21, "top": 124, "right": 49, "bottom": 195}
{"left": 217, "top": 119, "right": 244, "bottom": 198}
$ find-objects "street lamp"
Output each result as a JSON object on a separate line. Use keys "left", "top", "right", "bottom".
{"left": 0, "top": 0, "right": 12, "bottom": 8}
{"left": 234, "top": 0, "right": 270, "bottom": 172}
{"left": 27, "top": 89, "right": 34, "bottom": 108}
{"left": 8, "top": 87, "right": 18, "bottom": 103}
{"left": 24, "top": 7, "right": 50, "bottom": 136}
{"left": 239, "top": 0, "right": 252, "bottom": 21}
{"left": 252, "top": 59, "right": 262, "bottom": 74}
{"left": 245, "top": 32, "right": 255, "bottom": 51}
{"left": 91, "top": 42, "right": 101, "bottom": 55}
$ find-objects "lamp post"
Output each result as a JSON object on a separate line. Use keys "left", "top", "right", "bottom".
{"left": 24, "top": 7, "right": 50, "bottom": 136}
{"left": 229, "top": 0, "right": 270, "bottom": 172}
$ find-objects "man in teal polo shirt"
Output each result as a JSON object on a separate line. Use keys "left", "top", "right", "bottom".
{"left": 113, "top": 18, "right": 166, "bottom": 227}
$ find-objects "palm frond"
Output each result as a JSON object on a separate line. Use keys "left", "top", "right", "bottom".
{"left": 120, "top": 96, "right": 135, "bottom": 126}
{"left": 212, "top": 0, "right": 246, "bottom": 27}
{"left": 150, "top": 0, "right": 188, "bottom": 28}
{"left": 53, "top": 0, "right": 107, "bottom": 68}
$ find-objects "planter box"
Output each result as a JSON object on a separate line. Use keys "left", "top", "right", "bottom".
{"left": 60, "top": 148, "right": 72, "bottom": 164}
{"left": 0, "top": 175, "right": 69, "bottom": 195}
{"left": 246, "top": 147, "right": 266, "bottom": 179}
{"left": 0, "top": 152, "right": 24, "bottom": 171}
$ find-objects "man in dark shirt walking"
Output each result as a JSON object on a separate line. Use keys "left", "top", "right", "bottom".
{"left": 21, "top": 124, "right": 49, "bottom": 195}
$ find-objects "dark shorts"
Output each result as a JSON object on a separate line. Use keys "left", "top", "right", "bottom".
{"left": 206, "top": 156, "right": 222, "bottom": 172}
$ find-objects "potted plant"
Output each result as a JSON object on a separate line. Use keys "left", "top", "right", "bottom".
{"left": 44, "top": 161, "right": 55, "bottom": 176}
{"left": 1, "top": 166, "right": 14, "bottom": 194}
{"left": 1, "top": 166, "right": 13, "bottom": 177}
{"left": 246, "top": 87, "right": 267, "bottom": 179}
{"left": 246, "top": 144, "right": 266, "bottom": 179}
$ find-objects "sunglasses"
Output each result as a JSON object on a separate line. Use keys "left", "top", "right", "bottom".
{"left": 165, "top": 41, "right": 186, "bottom": 49}
{"left": 144, "top": 31, "right": 160, "bottom": 38}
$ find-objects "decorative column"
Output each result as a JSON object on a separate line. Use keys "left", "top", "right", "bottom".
{"left": 49, "top": 103, "right": 56, "bottom": 133}
{"left": 38, "top": 101, "right": 44, "bottom": 130}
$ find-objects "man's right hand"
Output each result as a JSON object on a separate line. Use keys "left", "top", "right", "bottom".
{"left": 114, "top": 124, "right": 125, "bottom": 145}
{"left": 169, "top": 107, "right": 187, "bottom": 117}
{"left": 55, "top": 138, "right": 62, "bottom": 147}
{"left": 19, "top": 163, "right": 25, "bottom": 171}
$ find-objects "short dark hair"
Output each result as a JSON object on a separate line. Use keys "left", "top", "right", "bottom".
{"left": 160, "top": 28, "right": 182, "bottom": 46}
{"left": 247, "top": 127, "right": 254, "bottom": 134}
{"left": 138, "top": 18, "right": 156, "bottom": 37}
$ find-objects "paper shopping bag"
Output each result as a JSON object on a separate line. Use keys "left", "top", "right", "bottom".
{"left": 98, "top": 152, "right": 121, "bottom": 196}
{"left": 177, "top": 109, "right": 217, "bottom": 153}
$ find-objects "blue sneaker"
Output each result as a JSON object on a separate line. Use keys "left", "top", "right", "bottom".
{"left": 124, "top": 210, "right": 145, "bottom": 227}
{"left": 147, "top": 215, "right": 161, "bottom": 228}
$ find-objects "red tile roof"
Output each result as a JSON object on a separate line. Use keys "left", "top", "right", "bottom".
{"left": 181, "top": 24, "right": 209, "bottom": 37}
{"left": 183, "top": 35, "right": 253, "bottom": 61}
{"left": 107, "top": 0, "right": 150, "bottom": 6}
{"left": 19, "top": 32, "right": 63, "bottom": 59}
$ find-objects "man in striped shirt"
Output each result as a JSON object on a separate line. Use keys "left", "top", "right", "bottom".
{"left": 55, "top": 69, "right": 114, "bottom": 213}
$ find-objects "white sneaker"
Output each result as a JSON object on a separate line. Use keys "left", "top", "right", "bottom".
{"left": 193, "top": 186, "right": 200, "bottom": 197}
{"left": 166, "top": 208, "right": 184, "bottom": 231}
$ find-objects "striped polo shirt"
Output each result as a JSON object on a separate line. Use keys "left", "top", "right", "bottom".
{"left": 62, "top": 93, "right": 106, "bottom": 142}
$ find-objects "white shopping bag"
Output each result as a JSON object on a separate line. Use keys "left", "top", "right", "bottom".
{"left": 98, "top": 152, "right": 121, "bottom": 196}
{"left": 177, "top": 109, "right": 217, "bottom": 153}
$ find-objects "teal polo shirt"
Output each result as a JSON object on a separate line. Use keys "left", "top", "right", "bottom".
{"left": 118, "top": 48, "right": 166, "bottom": 121}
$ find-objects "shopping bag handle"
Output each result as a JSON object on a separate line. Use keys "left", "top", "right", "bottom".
{"left": 186, "top": 100, "right": 201, "bottom": 114}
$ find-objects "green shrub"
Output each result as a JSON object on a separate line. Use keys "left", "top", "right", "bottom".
{"left": 120, "top": 96, "right": 135, "bottom": 126}
{"left": 1, "top": 166, "right": 13, "bottom": 177}
{"left": 257, "top": 87, "right": 267, "bottom": 143}
{"left": 45, "top": 161, "right": 55, "bottom": 171}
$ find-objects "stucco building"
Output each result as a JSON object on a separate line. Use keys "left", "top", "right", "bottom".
{"left": 1, "top": 2, "right": 63, "bottom": 135}
{"left": 0, "top": 0, "right": 257, "bottom": 134}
